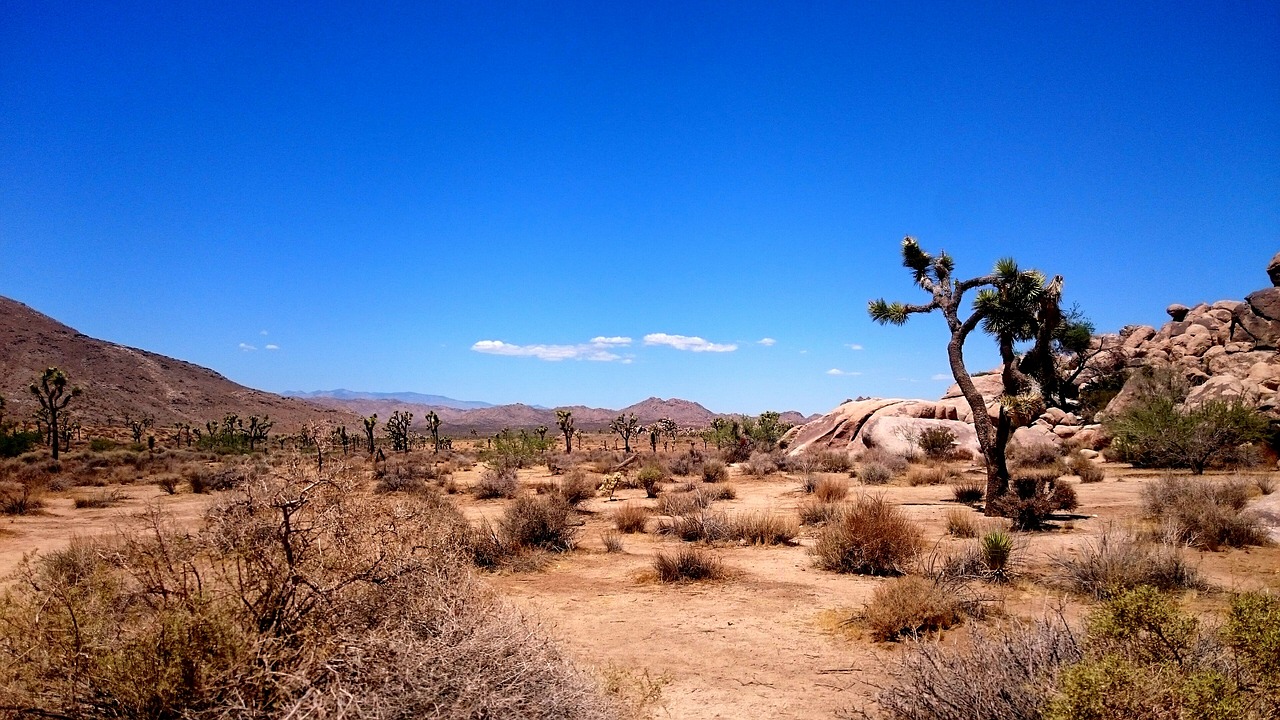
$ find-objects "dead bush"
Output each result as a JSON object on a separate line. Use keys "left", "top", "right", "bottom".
{"left": 861, "top": 576, "right": 973, "bottom": 641}
{"left": 657, "top": 489, "right": 711, "bottom": 516}
{"left": 814, "top": 476, "right": 849, "bottom": 503}
{"left": 0, "top": 477, "right": 46, "bottom": 515}
{"left": 653, "top": 546, "right": 724, "bottom": 582}
{"left": 905, "top": 464, "right": 955, "bottom": 486}
{"left": 0, "top": 469, "right": 618, "bottom": 719}
{"left": 556, "top": 470, "right": 596, "bottom": 506}
{"left": 726, "top": 511, "right": 798, "bottom": 545}
{"left": 701, "top": 459, "right": 729, "bottom": 483}
{"left": 1051, "top": 526, "right": 1204, "bottom": 599}
{"left": 875, "top": 615, "right": 1082, "bottom": 720}
{"left": 154, "top": 473, "right": 180, "bottom": 494}
{"left": 857, "top": 462, "right": 894, "bottom": 485}
{"left": 950, "top": 480, "right": 985, "bottom": 504}
{"left": 499, "top": 496, "right": 578, "bottom": 552}
{"left": 1066, "top": 450, "right": 1105, "bottom": 483}
{"left": 655, "top": 510, "right": 730, "bottom": 542}
{"left": 600, "top": 531, "right": 624, "bottom": 553}
{"left": 704, "top": 484, "right": 736, "bottom": 501}
{"left": 809, "top": 449, "right": 853, "bottom": 473}
{"left": 987, "top": 469, "right": 1078, "bottom": 531}
{"left": 811, "top": 495, "right": 923, "bottom": 575}
{"left": 668, "top": 450, "right": 703, "bottom": 476}
{"left": 73, "top": 489, "right": 126, "bottom": 509}
{"left": 1007, "top": 440, "right": 1063, "bottom": 467}
{"left": 946, "top": 508, "right": 980, "bottom": 538}
{"left": 1141, "top": 475, "right": 1268, "bottom": 550}
{"left": 860, "top": 448, "right": 910, "bottom": 474}
{"left": 612, "top": 503, "right": 650, "bottom": 534}
{"left": 742, "top": 451, "right": 779, "bottom": 477}
{"left": 475, "top": 464, "right": 519, "bottom": 499}
{"left": 798, "top": 500, "right": 843, "bottom": 526}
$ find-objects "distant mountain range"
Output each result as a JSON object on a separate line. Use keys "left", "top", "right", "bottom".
{"left": 0, "top": 294, "right": 819, "bottom": 437}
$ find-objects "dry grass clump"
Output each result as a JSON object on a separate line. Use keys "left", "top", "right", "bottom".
{"left": 798, "top": 499, "right": 843, "bottom": 526}
{"left": 73, "top": 488, "right": 126, "bottom": 509}
{"left": 1067, "top": 451, "right": 1105, "bottom": 483}
{"left": 1007, "top": 440, "right": 1064, "bottom": 467}
{"left": 857, "top": 462, "right": 893, "bottom": 485}
{"left": 704, "top": 484, "right": 736, "bottom": 501}
{"left": 556, "top": 469, "right": 597, "bottom": 506}
{"left": 860, "top": 448, "right": 910, "bottom": 474}
{"left": 806, "top": 449, "right": 853, "bottom": 473}
{"left": 811, "top": 495, "right": 923, "bottom": 575}
{"left": 701, "top": 459, "right": 729, "bottom": 483}
{"left": 1253, "top": 474, "right": 1275, "bottom": 495}
{"left": 612, "top": 503, "right": 651, "bottom": 533}
{"left": 656, "top": 489, "right": 711, "bottom": 516}
{"left": 653, "top": 546, "right": 724, "bottom": 582}
{"left": 905, "top": 464, "right": 955, "bottom": 486}
{"left": 813, "top": 476, "right": 849, "bottom": 503}
{"left": 0, "top": 477, "right": 46, "bottom": 515}
{"left": 1141, "top": 475, "right": 1268, "bottom": 550}
{"left": 741, "top": 451, "right": 780, "bottom": 477}
{"left": 600, "top": 531, "right": 624, "bottom": 553}
{"left": 0, "top": 467, "right": 618, "bottom": 719}
{"left": 726, "top": 511, "right": 798, "bottom": 545}
{"left": 499, "top": 495, "right": 578, "bottom": 552}
{"left": 861, "top": 576, "right": 975, "bottom": 641}
{"left": 950, "top": 479, "right": 985, "bottom": 504}
{"left": 474, "top": 464, "right": 519, "bottom": 499}
{"left": 945, "top": 507, "right": 980, "bottom": 538}
{"left": 875, "top": 616, "right": 1081, "bottom": 720}
{"left": 1050, "top": 526, "right": 1204, "bottom": 599}
{"left": 656, "top": 510, "right": 730, "bottom": 542}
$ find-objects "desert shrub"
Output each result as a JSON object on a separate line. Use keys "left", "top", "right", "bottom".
{"left": 726, "top": 511, "right": 798, "bottom": 545}
{"left": 946, "top": 508, "right": 980, "bottom": 538}
{"left": 704, "top": 484, "right": 736, "bottom": 500}
{"left": 862, "top": 576, "right": 972, "bottom": 641}
{"left": 800, "top": 472, "right": 820, "bottom": 493}
{"left": 0, "top": 430, "right": 41, "bottom": 458}
{"left": 474, "top": 464, "right": 519, "bottom": 499}
{"left": 375, "top": 466, "right": 426, "bottom": 494}
{"left": 951, "top": 479, "right": 985, "bottom": 503}
{"left": 636, "top": 464, "right": 666, "bottom": 498}
{"left": 1221, "top": 591, "right": 1280, "bottom": 693}
{"left": 655, "top": 510, "right": 730, "bottom": 542}
{"left": 657, "top": 489, "right": 710, "bottom": 516}
{"left": 809, "top": 449, "right": 853, "bottom": 473}
{"left": 701, "top": 458, "right": 728, "bottom": 483}
{"left": 154, "top": 473, "right": 180, "bottom": 494}
{"left": 1074, "top": 458, "right": 1105, "bottom": 483}
{"left": 1253, "top": 475, "right": 1275, "bottom": 495}
{"left": 612, "top": 504, "right": 650, "bottom": 534}
{"left": 811, "top": 495, "right": 923, "bottom": 575}
{"left": 980, "top": 530, "right": 1014, "bottom": 580}
{"left": 876, "top": 615, "right": 1082, "bottom": 720}
{"left": 813, "top": 476, "right": 849, "bottom": 503}
{"left": 798, "top": 500, "right": 842, "bottom": 526}
{"left": 1007, "top": 440, "right": 1064, "bottom": 468}
{"left": 0, "top": 477, "right": 45, "bottom": 515}
{"left": 1051, "top": 527, "right": 1204, "bottom": 599}
{"left": 653, "top": 546, "right": 724, "bottom": 582}
{"left": 988, "top": 469, "right": 1078, "bottom": 531}
{"left": 668, "top": 450, "right": 703, "bottom": 476}
{"left": 556, "top": 470, "right": 596, "bottom": 506}
{"left": 600, "top": 531, "right": 624, "bottom": 553}
{"left": 1107, "top": 369, "right": 1269, "bottom": 474}
{"left": 1140, "top": 476, "right": 1268, "bottom": 550}
{"left": 917, "top": 427, "right": 957, "bottom": 460}
{"left": 0, "top": 470, "right": 618, "bottom": 719}
{"left": 499, "top": 496, "right": 577, "bottom": 552}
{"left": 73, "top": 489, "right": 126, "bottom": 509}
{"left": 545, "top": 452, "right": 572, "bottom": 476}
{"left": 742, "top": 451, "right": 779, "bottom": 477}
{"left": 905, "top": 464, "right": 954, "bottom": 486}
{"left": 858, "top": 462, "right": 893, "bottom": 485}
{"left": 860, "top": 448, "right": 910, "bottom": 474}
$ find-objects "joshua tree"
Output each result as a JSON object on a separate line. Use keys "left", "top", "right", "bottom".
{"left": 29, "top": 367, "right": 81, "bottom": 460}
{"left": 362, "top": 414, "right": 378, "bottom": 454}
{"left": 556, "top": 409, "right": 575, "bottom": 453}
{"left": 656, "top": 417, "right": 678, "bottom": 451}
{"left": 870, "top": 238, "right": 1045, "bottom": 510}
{"left": 533, "top": 425, "right": 548, "bottom": 443}
{"left": 244, "top": 415, "right": 273, "bottom": 451}
{"left": 385, "top": 411, "right": 413, "bottom": 453}
{"left": 125, "top": 414, "right": 154, "bottom": 444}
{"left": 423, "top": 410, "right": 443, "bottom": 452}
{"left": 608, "top": 413, "right": 640, "bottom": 453}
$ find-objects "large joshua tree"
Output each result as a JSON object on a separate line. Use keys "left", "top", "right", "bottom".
{"left": 608, "top": 413, "right": 639, "bottom": 454}
{"left": 556, "top": 409, "right": 575, "bottom": 453}
{"left": 869, "top": 238, "right": 1061, "bottom": 510}
{"left": 29, "top": 367, "right": 81, "bottom": 460}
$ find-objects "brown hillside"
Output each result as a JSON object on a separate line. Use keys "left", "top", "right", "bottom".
{"left": 0, "top": 296, "right": 352, "bottom": 432}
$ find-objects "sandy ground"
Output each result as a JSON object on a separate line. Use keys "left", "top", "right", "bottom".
{"left": 3, "top": 458, "right": 1278, "bottom": 718}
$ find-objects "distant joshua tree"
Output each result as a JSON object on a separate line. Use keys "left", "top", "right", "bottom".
{"left": 244, "top": 415, "right": 273, "bottom": 451}
{"left": 29, "top": 367, "right": 81, "bottom": 460}
{"left": 608, "top": 413, "right": 639, "bottom": 454}
{"left": 556, "top": 409, "right": 575, "bottom": 453}
{"left": 423, "top": 410, "right": 443, "bottom": 452}
{"left": 385, "top": 411, "right": 413, "bottom": 453}
{"left": 362, "top": 414, "right": 378, "bottom": 454}
{"left": 125, "top": 414, "right": 154, "bottom": 444}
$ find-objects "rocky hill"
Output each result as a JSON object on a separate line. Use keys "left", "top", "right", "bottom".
{"left": 0, "top": 296, "right": 351, "bottom": 431}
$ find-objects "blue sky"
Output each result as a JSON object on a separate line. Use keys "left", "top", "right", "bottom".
{"left": 1, "top": 2, "right": 1276, "bottom": 415}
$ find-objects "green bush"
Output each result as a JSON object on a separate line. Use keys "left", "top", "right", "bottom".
{"left": 917, "top": 427, "right": 957, "bottom": 460}
{"left": 0, "top": 430, "right": 41, "bottom": 458}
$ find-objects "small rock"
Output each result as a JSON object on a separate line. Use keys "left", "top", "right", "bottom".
{"left": 1269, "top": 251, "right": 1280, "bottom": 286}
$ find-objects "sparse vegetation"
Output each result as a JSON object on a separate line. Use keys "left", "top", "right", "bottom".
{"left": 612, "top": 503, "right": 650, "bottom": 533}
{"left": 701, "top": 458, "right": 728, "bottom": 483}
{"left": 500, "top": 495, "right": 578, "bottom": 552}
{"left": 945, "top": 507, "right": 979, "bottom": 538}
{"left": 858, "top": 462, "right": 893, "bottom": 485}
{"left": 813, "top": 475, "right": 849, "bottom": 502}
{"left": 1141, "top": 475, "right": 1268, "bottom": 550}
{"left": 1051, "top": 527, "right": 1204, "bottom": 599}
{"left": 726, "top": 511, "right": 798, "bottom": 545}
{"left": 653, "top": 546, "right": 724, "bottom": 582}
{"left": 811, "top": 495, "right": 923, "bottom": 575}
{"left": 475, "top": 464, "right": 520, "bottom": 499}
{"left": 861, "top": 576, "right": 976, "bottom": 641}
{"left": 951, "top": 479, "right": 985, "bottom": 503}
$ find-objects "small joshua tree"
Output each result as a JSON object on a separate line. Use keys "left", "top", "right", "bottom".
{"left": 125, "top": 414, "right": 154, "bottom": 444}
{"left": 362, "top": 414, "right": 377, "bottom": 454}
{"left": 423, "top": 410, "right": 443, "bottom": 452}
{"left": 556, "top": 409, "right": 575, "bottom": 453}
{"left": 29, "top": 367, "right": 81, "bottom": 460}
{"left": 244, "top": 415, "right": 273, "bottom": 451}
{"left": 609, "top": 413, "right": 640, "bottom": 454}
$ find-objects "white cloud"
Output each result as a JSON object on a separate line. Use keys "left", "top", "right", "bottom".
{"left": 643, "top": 333, "right": 737, "bottom": 353}
{"left": 265, "top": 344, "right": 280, "bottom": 351}
{"left": 826, "top": 368, "right": 862, "bottom": 376}
{"left": 471, "top": 339, "right": 624, "bottom": 362}
{"left": 260, "top": 330, "right": 269, "bottom": 336}
{"left": 589, "top": 336, "right": 632, "bottom": 346}
{"left": 846, "top": 343, "right": 864, "bottom": 351}
{"left": 238, "top": 343, "right": 256, "bottom": 352}
{"left": 931, "top": 373, "right": 953, "bottom": 381}
{"left": 757, "top": 337, "right": 776, "bottom": 346}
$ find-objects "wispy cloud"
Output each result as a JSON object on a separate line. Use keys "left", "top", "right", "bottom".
{"left": 826, "top": 368, "right": 862, "bottom": 376}
{"left": 238, "top": 343, "right": 256, "bottom": 352}
{"left": 589, "top": 336, "right": 632, "bottom": 346}
{"left": 845, "top": 343, "right": 864, "bottom": 350}
{"left": 259, "top": 330, "right": 269, "bottom": 336}
{"left": 757, "top": 337, "right": 776, "bottom": 346}
{"left": 643, "top": 333, "right": 737, "bottom": 353}
{"left": 930, "top": 373, "right": 952, "bottom": 381}
{"left": 265, "top": 344, "right": 280, "bottom": 351}
{"left": 471, "top": 339, "right": 625, "bottom": 362}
